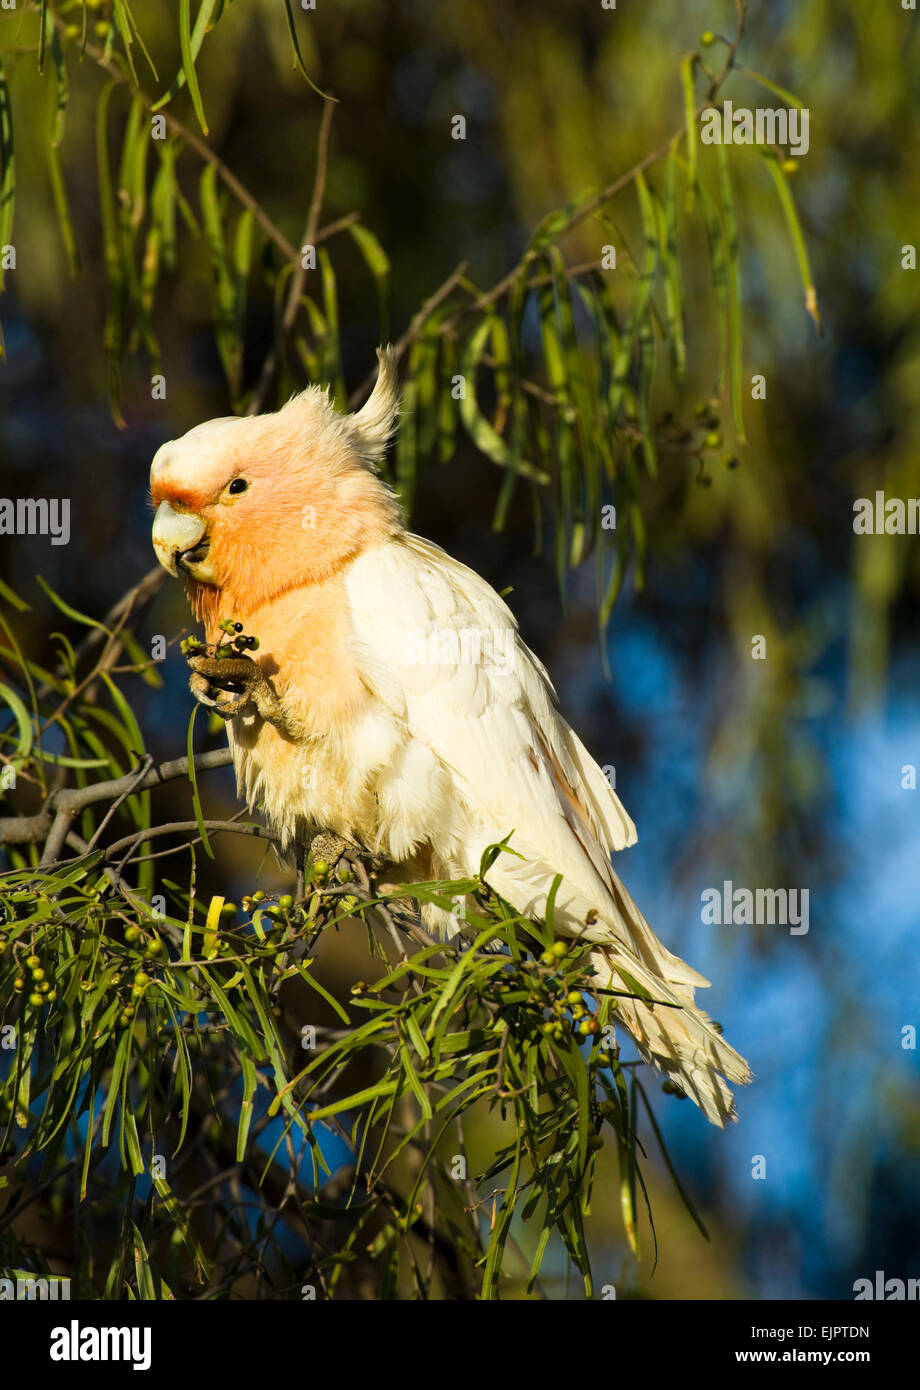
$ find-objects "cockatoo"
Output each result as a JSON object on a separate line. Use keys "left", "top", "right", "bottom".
{"left": 150, "top": 348, "right": 751, "bottom": 1124}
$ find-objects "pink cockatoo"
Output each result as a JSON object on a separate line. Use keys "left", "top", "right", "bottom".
{"left": 150, "top": 349, "right": 750, "bottom": 1124}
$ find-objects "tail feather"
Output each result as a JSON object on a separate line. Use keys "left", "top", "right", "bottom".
{"left": 590, "top": 942, "right": 751, "bottom": 1125}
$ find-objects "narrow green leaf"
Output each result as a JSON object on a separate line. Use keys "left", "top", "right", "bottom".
{"left": 635, "top": 1078, "right": 710, "bottom": 1240}
{"left": 460, "top": 318, "right": 549, "bottom": 482}
{"left": 179, "top": 0, "right": 209, "bottom": 133}
{"left": 764, "top": 155, "right": 821, "bottom": 333}
{"left": 319, "top": 247, "right": 344, "bottom": 406}
{"left": 95, "top": 83, "right": 125, "bottom": 427}
{"left": 736, "top": 65, "right": 805, "bottom": 110}
{"left": 238, "top": 1052, "right": 257, "bottom": 1161}
{"left": 0, "top": 577, "right": 30, "bottom": 612}
{"left": 657, "top": 147, "right": 687, "bottom": 383}
{"left": 281, "top": 0, "right": 334, "bottom": 99}
{"left": 716, "top": 143, "right": 745, "bottom": 443}
{"left": 130, "top": 1223, "right": 159, "bottom": 1299}
{"left": 186, "top": 704, "right": 214, "bottom": 858}
{"left": 399, "top": 1043, "right": 433, "bottom": 1120}
{"left": 37, "top": 575, "right": 112, "bottom": 636}
{"left": 694, "top": 172, "right": 729, "bottom": 387}
{"left": 48, "top": 145, "right": 81, "bottom": 277}
{"left": 680, "top": 54, "right": 698, "bottom": 208}
{"left": 0, "top": 683, "right": 33, "bottom": 760}
{"left": 152, "top": 0, "right": 216, "bottom": 112}
{"left": 349, "top": 223, "right": 390, "bottom": 342}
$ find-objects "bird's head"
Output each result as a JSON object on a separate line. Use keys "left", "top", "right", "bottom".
{"left": 150, "top": 348, "right": 402, "bottom": 620}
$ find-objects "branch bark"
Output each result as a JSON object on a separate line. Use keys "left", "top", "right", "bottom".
{"left": 0, "top": 748, "right": 233, "bottom": 847}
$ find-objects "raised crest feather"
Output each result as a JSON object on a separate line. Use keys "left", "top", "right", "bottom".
{"left": 348, "top": 346, "right": 401, "bottom": 468}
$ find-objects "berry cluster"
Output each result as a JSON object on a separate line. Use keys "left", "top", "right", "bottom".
{"left": 180, "top": 619, "right": 260, "bottom": 660}
{"left": 11, "top": 950, "right": 58, "bottom": 1008}
{"left": 533, "top": 941, "right": 607, "bottom": 1043}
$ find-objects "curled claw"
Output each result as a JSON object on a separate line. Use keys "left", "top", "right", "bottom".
{"left": 186, "top": 651, "right": 296, "bottom": 734}
{"left": 187, "top": 653, "right": 261, "bottom": 720}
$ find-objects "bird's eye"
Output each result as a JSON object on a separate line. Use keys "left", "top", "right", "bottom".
{"left": 227, "top": 478, "right": 249, "bottom": 496}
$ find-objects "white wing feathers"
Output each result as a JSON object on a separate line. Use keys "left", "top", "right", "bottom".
{"left": 344, "top": 532, "right": 750, "bottom": 1124}
{"left": 345, "top": 532, "right": 636, "bottom": 894}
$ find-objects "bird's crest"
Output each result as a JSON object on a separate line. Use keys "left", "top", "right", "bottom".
{"left": 348, "top": 345, "right": 401, "bottom": 469}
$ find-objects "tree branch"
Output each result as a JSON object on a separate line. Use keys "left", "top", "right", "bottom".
{"left": 249, "top": 95, "right": 337, "bottom": 416}
{"left": 0, "top": 749, "right": 233, "bottom": 848}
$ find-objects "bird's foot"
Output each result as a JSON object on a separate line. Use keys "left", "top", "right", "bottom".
{"left": 188, "top": 653, "right": 287, "bottom": 727}
{"left": 309, "top": 831, "right": 350, "bottom": 872}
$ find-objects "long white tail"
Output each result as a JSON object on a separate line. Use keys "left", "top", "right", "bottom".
{"left": 591, "top": 879, "right": 751, "bottom": 1126}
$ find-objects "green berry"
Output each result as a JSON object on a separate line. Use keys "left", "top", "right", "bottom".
{"left": 539, "top": 951, "right": 554, "bottom": 966}
{"left": 124, "top": 925, "right": 141, "bottom": 944}
{"left": 253, "top": 890, "right": 266, "bottom": 903}
{"left": 566, "top": 990, "right": 582, "bottom": 1006}
{"left": 13, "top": 977, "right": 25, "bottom": 992}
{"left": 312, "top": 862, "right": 329, "bottom": 879}
{"left": 700, "top": 30, "right": 715, "bottom": 46}
{"left": 29, "top": 992, "right": 44, "bottom": 1007}
{"left": 705, "top": 431, "right": 723, "bottom": 449}
{"left": 587, "top": 1134, "right": 604, "bottom": 1151}
{"left": 551, "top": 941, "right": 568, "bottom": 959}
{"left": 134, "top": 971, "right": 150, "bottom": 987}
{"left": 25, "top": 954, "right": 40, "bottom": 969}
{"left": 278, "top": 894, "right": 294, "bottom": 911}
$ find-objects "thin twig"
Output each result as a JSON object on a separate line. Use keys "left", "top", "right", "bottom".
{"left": 347, "top": 260, "right": 469, "bottom": 409}
{"left": 249, "top": 96, "right": 337, "bottom": 415}
{"left": 0, "top": 748, "right": 232, "bottom": 847}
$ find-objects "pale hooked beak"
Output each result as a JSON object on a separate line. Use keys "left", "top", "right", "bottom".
{"left": 152, "top": 500, "right": 215, "bottom": 582}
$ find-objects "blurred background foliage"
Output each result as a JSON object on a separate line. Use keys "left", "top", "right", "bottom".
{"left": 0, "top": 0, "right": 919, "bottom": 1298}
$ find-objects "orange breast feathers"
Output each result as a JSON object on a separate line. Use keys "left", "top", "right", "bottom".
{"left": 218, "top": 579, "right": 369, "bottom": 741}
